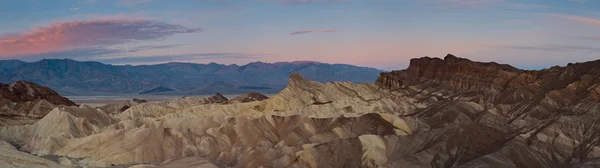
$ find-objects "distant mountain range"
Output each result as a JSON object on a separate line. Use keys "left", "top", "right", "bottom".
{"left": 0, "top": 59, "right": 382, "bottom": 95}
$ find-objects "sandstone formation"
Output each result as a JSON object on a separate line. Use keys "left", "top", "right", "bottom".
{"left": 1, "top": 54, "right": 600, "bottom": 168}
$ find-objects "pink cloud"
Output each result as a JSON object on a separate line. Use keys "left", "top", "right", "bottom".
{"left": 289, "top": 29, "right": 337, "bottom": 35}
{"left": 549, "top": 14, "right": 600, "bottom": 26}
{"left": 0, "top": 19, "right": 201, "bottom": 57}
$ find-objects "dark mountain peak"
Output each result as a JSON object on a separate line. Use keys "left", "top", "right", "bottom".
{"left": 208, "top": 92, "right": 228, "bottom": 104}
{"left": 444, "top": 53, "right": 459, "bottom": 60}
{"left": 1, "top": 80, "right": 75, "bottom": 106}
{"left": 248, "top": 61, "right": 267, "bottom": 65}
{"left": 207, "top": 62, "right": 221, "bottom": 66}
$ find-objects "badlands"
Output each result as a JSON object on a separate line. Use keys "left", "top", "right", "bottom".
{"left": 1, "top": 54, "right": 600, "bottom": 168}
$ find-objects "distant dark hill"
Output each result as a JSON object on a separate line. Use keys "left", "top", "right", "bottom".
{"left": 139, "top": 86, "right": 175, "bottom": 94}
{"left": 0, "top": 59, "right": 382, "bottom": 95}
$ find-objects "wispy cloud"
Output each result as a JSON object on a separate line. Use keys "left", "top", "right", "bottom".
{"left": 69, "top": 7, "right": 81, "bottom": 11}
{"left": 289, "top": 29, "right": 336, "bottom": 35}
{"left": 499, "top": 44, "right": 600, "bottom": 52}
{"left": 8, "top": 44, "right": 186, "bottom": 61}
{"left": 0, "top": 19, "right": 201, "bottom": 57}
{"left": 569, "top": 0, "right": 586, "bottom": 2}
{"left": 548, "top": 13, "right": 600, "bottom": 26}
{"left": 116, "top": 0, "right": 154, "bottom": 6}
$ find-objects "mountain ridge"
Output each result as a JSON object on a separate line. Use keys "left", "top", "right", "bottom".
{"left": 0, "top": 59, "right": 382, "bottom": 95}
{"left": 11, "top": 58, "right": 379, "bottom": 70}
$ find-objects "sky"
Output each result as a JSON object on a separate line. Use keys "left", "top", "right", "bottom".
{"left": 0, "top": 0, "right": 599, "bottom": 70}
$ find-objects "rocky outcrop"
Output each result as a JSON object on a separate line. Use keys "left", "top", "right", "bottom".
{"left": 0, "top": 81, "right": 76, "bottom": 126}
{"left": 207, "top": 92, "right": 228, "bottom": 104}
{"left": 376, "top": 54, "right": 522, "bottom": 91}
{"left": 0, "top": 81, "right": 75, "bottom": 106}
{"left": 229, "top": 92, "right": 269, "bottom": 103}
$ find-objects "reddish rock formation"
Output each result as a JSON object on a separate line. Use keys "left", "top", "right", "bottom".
{"left": 376, "top": 54, "right": 522, "bottom": 91}
{"left": 0, "top": 81, "right": 75, "bottom": 106}
{"left": 377, "top": 54, "right": 600, "bottom": 102}
{"left": 0, "top": 80, "right": 76, "bottom": 126}
{"left": 377, "top": 54, "right": 600, "bottom": 120}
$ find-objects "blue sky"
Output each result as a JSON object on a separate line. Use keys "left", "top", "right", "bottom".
{"left": 0, "top": 0, "right": 599, "bottom": 70}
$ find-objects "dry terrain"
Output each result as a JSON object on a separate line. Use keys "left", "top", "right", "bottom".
{"left": 1, "top": 54, "right": 600, "bottom": 168}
